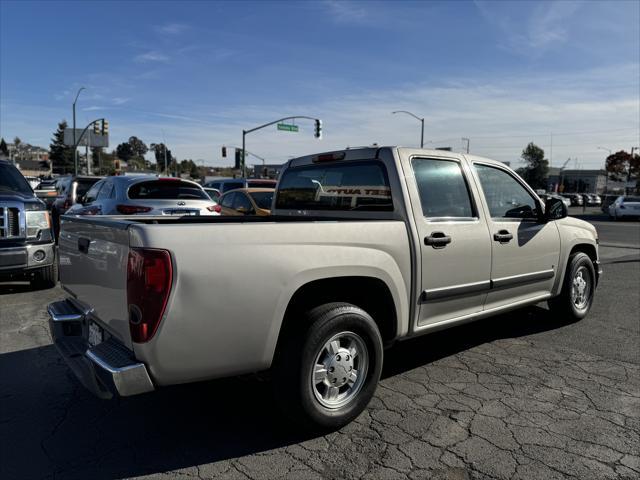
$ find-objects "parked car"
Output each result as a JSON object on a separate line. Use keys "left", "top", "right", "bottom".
{"left": 203, "top": 178, "right": 277, "bottom": 193}
{"left": 608, "top": 195, "right": 640, "bottom": 220}
{"left": 542, "top": 193, "right": 570, "bottom": 209}
{"left": 561, "top": 193, "right": 583, "bottom": 206}
{"left": 24, "top": 176, "right": 40, "bottom": 190}
{"left": 65, "top": 175, "right": 221, "bottom": 217}
{"left": 0, "top": 159, "right": 57, "bottom": 287}
{"left": 49, "top": 146, "right": 600, "bottom": 429}
{"left": 203, "top": 187, "right": 222, "bottom": 202}
{"left": 51, "top": 175, "right": 103, "bottom": 239}
{"left": 219, "top": 188, "right": 274, "bottom": 216}
{"left": 34, "top": 179, "right": 59, "bottom": 210}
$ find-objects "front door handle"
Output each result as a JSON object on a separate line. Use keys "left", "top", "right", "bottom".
{"left": 425, "top": 231, "right": 451, "bottom": 249}
{"left": 493, "top": 230, "right": 513, "bottom": 243}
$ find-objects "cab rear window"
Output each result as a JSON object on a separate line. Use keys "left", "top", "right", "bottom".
{"left": 275, "top": 161, "right": 393, "bottom": 211}
{"left": 128, "top": 180, "right": 208, "bottom": 200}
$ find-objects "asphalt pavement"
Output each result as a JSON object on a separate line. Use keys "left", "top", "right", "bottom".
{"left": 0, "top": 212, "right": 638, "bottom": 480}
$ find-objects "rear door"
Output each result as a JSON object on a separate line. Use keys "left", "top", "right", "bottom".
{"left": 405, "top": 155, "right": 492, "bottom": 327}
{"left": 471, "top": 162, "right": 561, "bottom": 310}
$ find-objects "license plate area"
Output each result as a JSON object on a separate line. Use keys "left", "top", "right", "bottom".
{"left": 163, "top": 209, "right": 199, "bottom": 216}
{"left": 88, "top": 321, "right": 103, "bottom": 347}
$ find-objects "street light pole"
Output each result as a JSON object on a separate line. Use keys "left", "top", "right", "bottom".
{"left": 597, "top": 147, "right": 612, "bottom": 195}
{"left": 72, "top": 87, "right": 86, "bottom": 175}
{"left": 392, "top": 110, "right": 424, "bottom": 148}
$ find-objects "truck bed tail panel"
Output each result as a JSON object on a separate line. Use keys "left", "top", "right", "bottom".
{"left": 58, "top": 216, "right": 132, "bottom": 348}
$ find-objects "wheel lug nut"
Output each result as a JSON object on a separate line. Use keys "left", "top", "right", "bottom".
{"left": 346, "top": 355, "right": 350, "bottom": 360}
{"left": 343, "top": 377, "right": 346, "bottom": 383}
{"left": 329, "top": 367, "right": 334, "bottom": 372}
{"left": 332, "top": 378, "right": 337, "bottom": 383}
{"left": 336, "top": 355, "right": 341, "bottom": 361}
{"left": 349, "top": 366, "right": 352, "bottom": 371}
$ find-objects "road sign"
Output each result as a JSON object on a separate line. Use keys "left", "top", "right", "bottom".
{"left": 64, "top": 128, "right": 109, "bottom": 148}
{"left": 277, "top": 123, "right": 299, "bottom": 132}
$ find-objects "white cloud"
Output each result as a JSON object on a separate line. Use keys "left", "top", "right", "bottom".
{"left": 112, "top": 97, "right": 130, "bottom": 105}
{"left": 322, "top": 0, "right": 372, "bottom": 24}
{"left": 134, "top": 51, "right": 170, "bottom": 63}
{"left": 155, "top": 23, "right": 189, "bottom": 35}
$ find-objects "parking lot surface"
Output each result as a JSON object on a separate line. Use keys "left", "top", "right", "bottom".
{"left": 1, "top": 216, "right": 638, "bottom": 480}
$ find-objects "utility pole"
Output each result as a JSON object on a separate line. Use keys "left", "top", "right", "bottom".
{"left": 550, "top": 133, "right": 553, "bottom": 168}
{"left": 597, "top": 147, "right": 612, "bottom": 195}
{"left": 391, "top": 110, "right": 424, "bottom": 148}
{"left": 162, "top": 129, "right": 168, "bottom": 175}
{"left": 72, "top": 87, "right": 86, "bottom": 175}
{"left": 462, "top": 137, "right": 470, "bottom": 154}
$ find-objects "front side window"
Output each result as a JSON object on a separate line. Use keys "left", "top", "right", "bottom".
{"left": 275, "top": 161, "right": 393, "bottom": 211}
{"left": 233, "top": 192, "right": 254, "bottom": 212}
{"left": 475, "top": 164, "right": 538, "bottom": 219}
{"left": 220, "top": 192, "right": 235, "bottom": 208}
{"left": 250, "top": 191, "right": 274, "bottom": 210}
{"left": 411, "top": 158, "right": 474, "bottom": 218}
{"left": 83, "top": 180, "right": 104, "bottom": 203}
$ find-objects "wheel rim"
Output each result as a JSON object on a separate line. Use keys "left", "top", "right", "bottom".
{"left": 571, "top": 266, "right": 591, "bottom": 311}
{"left": 311, "top": 331, "right": 369, "bottom": 410}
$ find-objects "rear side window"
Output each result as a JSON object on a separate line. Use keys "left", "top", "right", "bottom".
{"left": 250, "top": 191, "right": 274, "bottom": 210}
{"left": 128, "top": 180, "right": 209, "bottom": 200}
{"left": 411, "top": 158, "right": 474, "bottom": 218}
{"left": 221, "top": 192, "right": 235, "bottom": 208}
{"left": 275, "top": 161, "right": 393, "bottom": 211}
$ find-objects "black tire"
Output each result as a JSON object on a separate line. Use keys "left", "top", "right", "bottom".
{"left": 548, "top": 252, "right": 595, "bottom": 320}
{"left": 272, "top": 302, "right": 384, "bottom": 430}
{"left": 30, "top": 253, "right": 58, "bottom": 289}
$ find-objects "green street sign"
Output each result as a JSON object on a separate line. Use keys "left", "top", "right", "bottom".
{"left": 277, "top": 123, "right": 299, "bottom": 132}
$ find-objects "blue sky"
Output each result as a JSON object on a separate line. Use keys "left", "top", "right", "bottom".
{"left": 1, "top": 0, "right": 638, "bottom": 168}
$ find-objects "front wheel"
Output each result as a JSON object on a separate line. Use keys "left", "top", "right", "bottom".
{"left": 272, "top": 302, "right": 384, "bottom": 430}
{"left": 548, "top": 252, "right": 595, "bottom": 320}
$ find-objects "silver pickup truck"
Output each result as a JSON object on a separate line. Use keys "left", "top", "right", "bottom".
{"left": 48, "top": 147, "right": 600, "bottom": 429}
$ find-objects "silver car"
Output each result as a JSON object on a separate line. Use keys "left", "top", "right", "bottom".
{"left": 66, "top": 175, "right": 220, "bottom": 216}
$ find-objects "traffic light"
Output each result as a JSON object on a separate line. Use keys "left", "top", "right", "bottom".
{"left": 222, "top": 146, "right": 227, "bottom": 158}
{"left": 234, "top": 148, "right": 241, "bottom": 170}
{"left": 314, "top": 119, "right": 322, "bottom": 139}
{"left": 93, "top": 121, "right": 100, "bottom": 135}
{"left": 102, "top": 120, "right": 109, "bottom": 136}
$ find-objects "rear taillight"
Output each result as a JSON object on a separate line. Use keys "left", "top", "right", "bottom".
{"left": 117, "top": 204, "right": 153, "bottom": 214}
{"left": 207, "top": 205, "right": 222, "bottom": 213}
{"left": 127, "top": 248, "right": 173, "bottom": 343}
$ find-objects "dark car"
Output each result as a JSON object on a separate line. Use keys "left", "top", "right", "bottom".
{"left": 51, "top": 175, "right": 103, "bottom": 239}
{"left": 34, "top": 178, "right": 60, "bottom": 210}
{"left": 203, "top": 178, "right": 277, "bottom": 194}
{"left": 0, "top": 160, "right": 57, "bottom": 287}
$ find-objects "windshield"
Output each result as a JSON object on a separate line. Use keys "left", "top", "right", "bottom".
{"left": 0, "top": 163, "right": 33, "bottom": 195}
{"left": 128, "top": 180, "right": 209, "bottom": 200}
{"left": 250, "top": 191, "right": 274, "bottom": 210}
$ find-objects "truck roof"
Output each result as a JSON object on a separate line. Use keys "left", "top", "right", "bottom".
{"left": 287, "top": 146, "right": 504, "bottom": 169}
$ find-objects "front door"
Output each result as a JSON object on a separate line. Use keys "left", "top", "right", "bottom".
{"left": 471, "top": 163, "right": 561, "bottom": 310}
{"left": 406, "top": 156, "right": 492, "bottom": 327}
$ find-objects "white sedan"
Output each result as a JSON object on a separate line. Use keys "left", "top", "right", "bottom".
{"left": 608, "top": 195, "right": 640, "bottom": 220}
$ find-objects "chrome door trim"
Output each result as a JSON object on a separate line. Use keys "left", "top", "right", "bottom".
{"left": 422, "top": 280, "right": 491, "bottom": 301}
{"left": 491, "top": 269, "right": 555, "bottom": 289}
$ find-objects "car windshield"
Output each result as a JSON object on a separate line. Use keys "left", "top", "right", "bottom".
{"left": 128, "top": 180, "right": 209, "bottom": 200}
{"left": 250, "top": 191, "right": 274, "bottom": 210}
{"left": 0, "top": 163, "right": 33, "bottom": 195}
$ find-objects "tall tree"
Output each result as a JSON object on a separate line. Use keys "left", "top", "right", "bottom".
{"left": 116, "top": 142, "right": 134, "bottom": 162}
{"left": 605, "top": 150, "right": 640, "bottom": 194}
{"left": 128, "top": 136, "right": 148, "bottom": 159}
{"left": 0, "top": 138, "right": 8, "bottom": 156}
{"left": 49, "top": 120, "right": 73, "bottom": 174}
{"left": 13, "top": 137, "right": 21, "bottom": 148}
{"left": 519, "top": 142, "right": 549, "bottom": 190}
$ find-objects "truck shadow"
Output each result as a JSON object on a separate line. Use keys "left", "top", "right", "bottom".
{"left": 0, "top": 305, "right": 572, "bottom": 480}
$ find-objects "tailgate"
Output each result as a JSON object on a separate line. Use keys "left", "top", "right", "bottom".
{"left": 58, "top": 216, "right": 133, "bottom": 349}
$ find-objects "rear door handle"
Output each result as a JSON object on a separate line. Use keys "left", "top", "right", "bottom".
{"left": 493, "top": 230, "right": 513, "bottom": 243}
{"left": 78, "top": 237, "right": 90, "bottom": 254}
{"left": 425, "top": 231, "right": 451, "bottom": 249}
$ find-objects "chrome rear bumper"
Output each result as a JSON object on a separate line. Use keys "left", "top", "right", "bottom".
{"left": 47, "top": 299, "right": 154, "bottom": 399}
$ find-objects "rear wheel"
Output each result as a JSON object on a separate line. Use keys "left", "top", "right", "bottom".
{"left": 273, "top": 302, "right": 383, "bottom": 430}
{"left": 548, "top": 252, "right": 595, "bottom": 320}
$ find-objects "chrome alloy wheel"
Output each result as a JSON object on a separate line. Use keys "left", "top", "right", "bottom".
{"left": 571, "top": 266, "right": 591, "bottom": 311}
{"left": 311, "top": 331, "right": 369, "bottom": 410}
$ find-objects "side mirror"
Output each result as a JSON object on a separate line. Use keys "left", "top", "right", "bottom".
{"left": 544, "top": 197, "right": 568, "bottom": 221}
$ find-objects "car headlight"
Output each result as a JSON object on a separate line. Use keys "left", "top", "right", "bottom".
{"left": 26, "top": 210, "right": 51, "bottom": 239}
